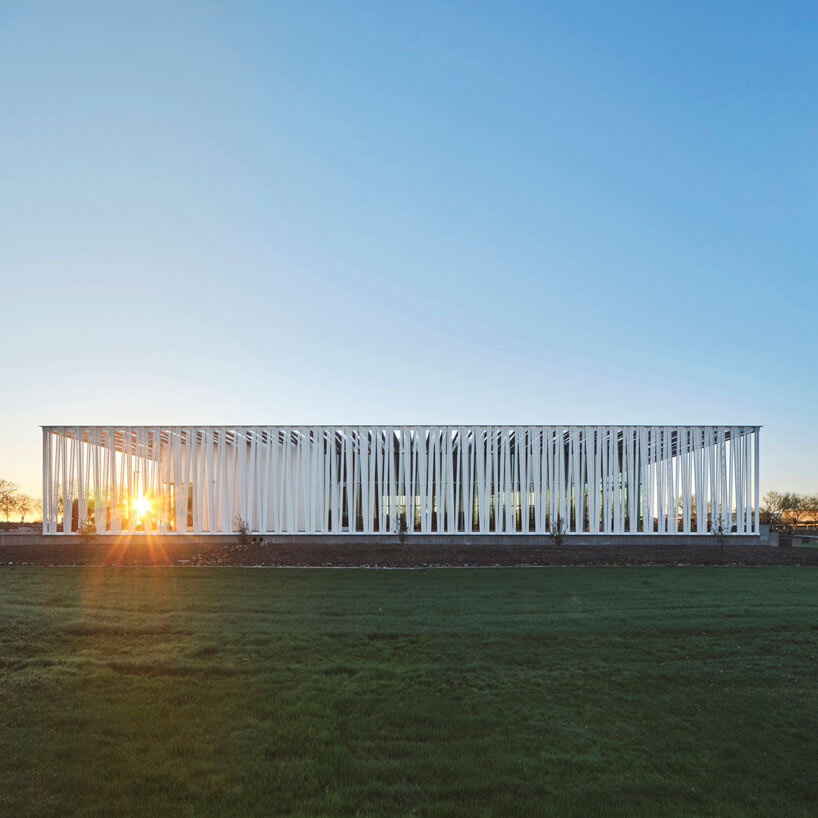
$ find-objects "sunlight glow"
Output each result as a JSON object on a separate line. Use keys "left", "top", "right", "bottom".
{"left": 134, "top": 494, "right": 150, "bottom": 520}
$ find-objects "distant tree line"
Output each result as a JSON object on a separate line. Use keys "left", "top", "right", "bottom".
{"left": 761, "top": 491, "right": 818, "bottom": 532}
{"left": 0, "top": 479, "right": 41, "bottom": 525}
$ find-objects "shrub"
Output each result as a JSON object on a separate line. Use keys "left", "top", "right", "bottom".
{"left": 548, "top": 514, "right": 567, "bottom": 546}
{"left": 711, "top": 517, "right": 726, "bottom": 558}
{"left": 234, "top": 516, "right": 252, "bottom": 545}
{"left": 397, "top": 513, "right": 408, "bottom": 545}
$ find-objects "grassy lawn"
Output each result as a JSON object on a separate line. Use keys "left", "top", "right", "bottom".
{"left": 1, "top": 567, "right": 817, "bottom": 817}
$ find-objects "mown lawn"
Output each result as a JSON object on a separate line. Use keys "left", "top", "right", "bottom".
{"left": 1, "top": 567, "right": 817, "bottom": 817}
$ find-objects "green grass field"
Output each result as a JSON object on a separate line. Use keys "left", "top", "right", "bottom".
{"left": 2, "top": 567, "right": 817, "bottom": 817}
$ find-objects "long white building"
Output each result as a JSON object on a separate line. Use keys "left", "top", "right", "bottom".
{"left": 42, "top": 425, "right": 760, "bottom": 536}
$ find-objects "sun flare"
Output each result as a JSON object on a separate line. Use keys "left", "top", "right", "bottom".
{"left": 134, "top": 494, "right": 150, "bottom": 520}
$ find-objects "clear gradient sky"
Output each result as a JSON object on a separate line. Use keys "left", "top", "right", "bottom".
{"left": 1, "top": 1, "right": 816, "bottom": 498}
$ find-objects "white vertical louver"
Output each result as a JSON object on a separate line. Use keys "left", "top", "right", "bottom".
{"left": 41, "top": 425, "right": 761, "bottom": 536}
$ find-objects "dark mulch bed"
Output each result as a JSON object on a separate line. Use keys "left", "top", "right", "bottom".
{"left": 1, "top": 540, "right": 817, "bottom": 567}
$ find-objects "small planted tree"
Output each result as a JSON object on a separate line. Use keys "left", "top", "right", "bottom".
{"left": 77, "top": 520, "right": 96, "bottom": 544}
{"left": 547, "top": 514, "right": 567, "bottom": 546}
{"left": 397, "top": 512, "right": 408, "bottom": 545}
{"left": 711, "top": 516, "right": 726, "bottom": 559}
{"left": 234, "top": 516, "right": 252, "bottom": 545}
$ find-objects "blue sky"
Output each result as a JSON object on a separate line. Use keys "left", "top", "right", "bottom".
{"left": 1, "top": 0, "right": 816, "bottom": 497}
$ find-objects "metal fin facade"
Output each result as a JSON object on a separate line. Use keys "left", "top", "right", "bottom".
{"left": 42, "top": 425, "right": 760, "bottom": 535}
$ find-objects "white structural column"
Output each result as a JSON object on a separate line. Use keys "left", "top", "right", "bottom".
{"left": 41, "top": 425, "right": 761, "bottom": 536}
